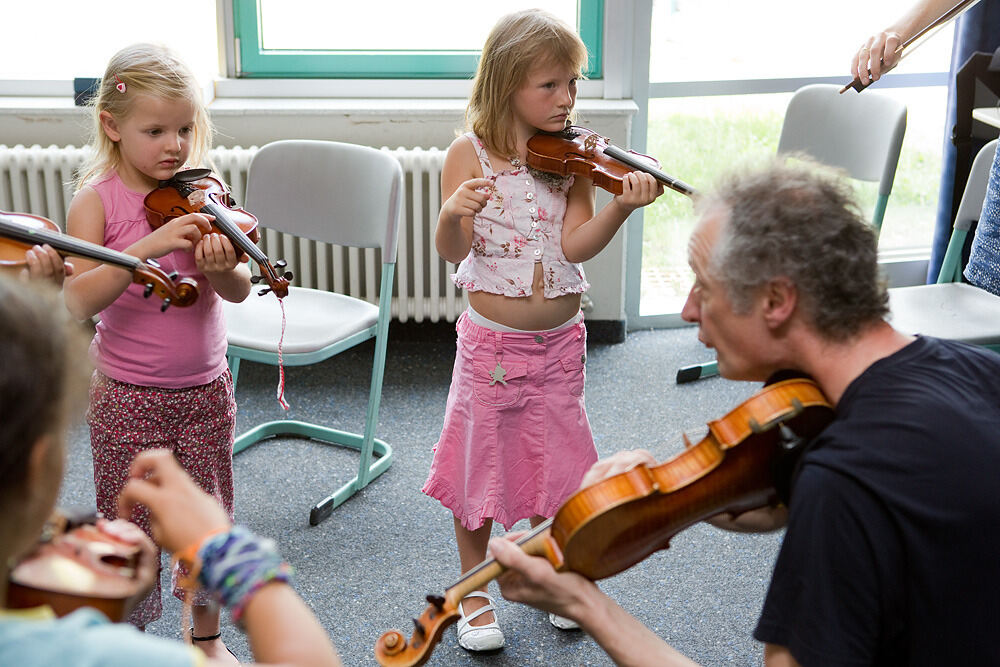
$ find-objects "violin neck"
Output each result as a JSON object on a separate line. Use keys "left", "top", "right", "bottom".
{"left": 201, "top": 202, "right": 268, "bottom": 264}
{"left": 0, "top": 216, "right": 139, "bottom": 271}
{"left": 603, "top": 145, "right": 697, "bottom": 198}
{"left": 444, "top": 519, "right": 554, "bottom": 603}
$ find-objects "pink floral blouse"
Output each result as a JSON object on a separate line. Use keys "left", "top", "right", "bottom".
{"left": 451, "top": 133, "right": 590, "bottom": 298}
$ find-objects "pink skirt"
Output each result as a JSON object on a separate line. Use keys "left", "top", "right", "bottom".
{"left": 422, "top": 311, "right": 597, "bottom": 530}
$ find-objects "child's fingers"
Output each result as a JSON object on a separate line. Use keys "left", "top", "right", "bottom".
{"left": 118, "top": 476, "right": 162, "bottom": 521}
{"left": 126, "top": 448, "right": 179, "bottom": 484}
{"left": 465, "top": 177, "right": 494, "bottom": 192}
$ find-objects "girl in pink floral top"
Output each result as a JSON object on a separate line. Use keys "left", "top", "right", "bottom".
{"left": 422, "top": 8, "right": 663, "bottom": 653}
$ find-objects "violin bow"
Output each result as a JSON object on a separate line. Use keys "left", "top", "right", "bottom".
{"left": 841, "top": 0, "right": 983, "bottom": 94}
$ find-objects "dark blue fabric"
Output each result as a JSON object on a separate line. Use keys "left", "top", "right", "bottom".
{"left": 928, "top": 1, "right": 1000, "bottom": 281}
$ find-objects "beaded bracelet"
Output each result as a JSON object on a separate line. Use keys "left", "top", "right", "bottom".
{"left": 195, "top": 525, "right": 295, "bottom": 625}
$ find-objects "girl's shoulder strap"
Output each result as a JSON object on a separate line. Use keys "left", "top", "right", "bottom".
{"left": 463, "top": 132, "right": 494, "bottom": 177}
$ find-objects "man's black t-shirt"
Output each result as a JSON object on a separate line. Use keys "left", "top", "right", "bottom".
{"left": 754, "top": 336, "right": 1000, "bottom": 666}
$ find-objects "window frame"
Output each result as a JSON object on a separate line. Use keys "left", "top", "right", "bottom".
{"left": 231, "top": 0, "right": 604, "bottom": 79}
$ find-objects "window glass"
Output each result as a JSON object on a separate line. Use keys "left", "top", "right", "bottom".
{"left": 1, "top": 1, "right": 217, "bottom": 81}
{"left": 649, "top": 0, "right": 953, "bottom": 83}
{"left": 258, "top": 1, "right": 578, "bottom": 51}
{"left": 237, "top": 0, "right": 602, "bottom": 78}
{"left": 641, "top": 0, "right": 954, "bottom": 316}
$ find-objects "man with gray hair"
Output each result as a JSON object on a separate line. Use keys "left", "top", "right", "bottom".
{"left": 490, "top": 159, "right": 1000, "bottom": 666}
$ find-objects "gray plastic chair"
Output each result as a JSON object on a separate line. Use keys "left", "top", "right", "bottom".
{"left": 223, "top": 139, "right": 403, "bottom": 525}
{"left": 778, "top": 83, "right": 907, "bottom": 234}
{"left": 888, "top": 139, "right": 1000, "bottom": 351}
{"left": 677, "top": 84, "right": 908, "bottom": 383}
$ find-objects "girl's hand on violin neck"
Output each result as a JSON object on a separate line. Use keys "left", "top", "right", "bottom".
{"left": 441, "top": 178, "right": 492, "bottom": 222}
{"left": 118, "top": 449, "right": 232, "bottom": 556}
{"left": 614, "top": 172, "right": 664, "bottom": 212}
{"left": 580, "top": 449, "right": 658, "bottom": 488}
{"left": 133, "top": 212, "right": 213, "bottom": 260}
{"left": 195, "top": 233, "right": 241, "bottom": 274}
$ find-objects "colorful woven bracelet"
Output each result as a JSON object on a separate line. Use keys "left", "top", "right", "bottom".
{"left": 196, "top": 525, "right": 294, "bottom": 625}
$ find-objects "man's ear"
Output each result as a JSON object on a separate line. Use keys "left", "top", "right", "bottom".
{"left": 762, "top": 276, "right": 797, "bottom": 329}
{"left": 99, "top": 110, "right": 121, "bottom": 142}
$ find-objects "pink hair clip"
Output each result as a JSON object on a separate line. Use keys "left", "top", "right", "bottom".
{"left": 114, "top": 74, "right": 126, "bottom": 93}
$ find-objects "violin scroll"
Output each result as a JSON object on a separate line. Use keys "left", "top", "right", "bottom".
{"left": 375, "top": 595, "right": 459, "bottom": 667}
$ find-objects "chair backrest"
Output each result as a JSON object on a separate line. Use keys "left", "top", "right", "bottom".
{"left": 934, "top": 139, "right": 997, "bottom": 283}
{"left": 778, "top": 84, "right": 907, "bottom": 198}
{"left": 954, "top": 138, "right": 997, "bottom": 233}
{"left": 244, "top": 140, "right": 403, "bottom": 259}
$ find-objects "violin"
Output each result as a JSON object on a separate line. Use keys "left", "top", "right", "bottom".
{"left": 6, "top": 509, "right": 146, "bottom": 622}
{"left": 0, "top": 211, "right": 198, "bottom": 311}
{"left": 144, "top": 169, "right": 292, "bottom": 298}
{"left": 842, "top": 0, "right": 982, "bottom": 93}
{"left": 526, "top": 125, "right": 697, "bottom": 198}
{"left": 374, "top": 376, "right": 834, "bottom": 666}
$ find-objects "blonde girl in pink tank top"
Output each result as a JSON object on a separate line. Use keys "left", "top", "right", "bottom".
{"left": 423, "top": 9, "right": 663, "bottom": 653}
{"left": 63, "top": 43, "right": 250, "bottom": 663}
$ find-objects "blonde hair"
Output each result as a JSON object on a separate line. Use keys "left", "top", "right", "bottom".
{"left": 466, "top": 9, "right": 587, "bottom": 158}
{"left": 75, "top": 43, "right": 213, "bottom": 189}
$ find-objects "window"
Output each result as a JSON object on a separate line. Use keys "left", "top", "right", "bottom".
{"left": 1, "top": 1, "right": 217, "bottom": 83}
{"left": 636, "top": 0, "right": 954, "bottom": 319}
{"left": 233, "top": 0, "right": 603, "bottom": 78}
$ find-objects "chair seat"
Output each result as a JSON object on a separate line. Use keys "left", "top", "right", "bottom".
{"left": 888, "top": 282, "right": 1000, "bottom": 345}
{"left": 224, "top": 286, "right": 379, "bottom": 354}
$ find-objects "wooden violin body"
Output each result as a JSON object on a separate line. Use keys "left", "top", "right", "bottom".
{"left": 526, "top": 125, "right": 697, "bottom": 198}
{"left": 374, "top": 377, "right": 834, "bottom": 666}
{"left": 144, "top": 169, "right": 292, "bottom": 298}
{"left": 0, "top": 211, "right": 198, "bottom": 311}
{"left": 6, "top": 511, "right": 145, "bottom": 622}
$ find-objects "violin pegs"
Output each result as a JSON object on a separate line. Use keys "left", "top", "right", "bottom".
{"left": 257, "top": 287, "right": 272, "bottom": 296}
{"left": 411, "top": 617, "right": 427, "bottom": 638}
{"left": 147, "top": 258, "right": 161, "bottom": 268}
{"left": 160, "top": 298, "right": 171, "bottom": 312}
{"left": 283, "top": 271, "right": 294, "bottom": 280}
{"left": 250, "top": 274, "right": 263, "bottom": 284}
{"left": 167, "top": 271, "right": 179, "bottom": 281}
{"left": 425, "top": 594, "right": 446, "bottom": 611}
{"left": 275, "top": 259, "right": 287, "bottom": 268}
{"left": 143, "top": 283, "right": 154, "bottom": 298}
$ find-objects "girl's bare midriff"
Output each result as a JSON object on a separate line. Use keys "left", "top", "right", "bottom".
{"left": 468, "top": 261, "right": 582, "bottom": 330}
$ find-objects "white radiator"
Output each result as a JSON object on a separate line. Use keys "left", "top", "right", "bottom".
{"left": 0, "top": 143, "right": 464, "bottom": 323}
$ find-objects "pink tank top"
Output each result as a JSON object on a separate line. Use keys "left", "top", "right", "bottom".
{"left": 451, "top": 133, "right": 589, "bottom": 298}
{"left": 88, "top": 172, "right": 227, "bottom": 389}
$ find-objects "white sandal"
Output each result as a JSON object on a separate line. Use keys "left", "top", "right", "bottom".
{"left": 549, "top": 612, "right": 580, "bottom": 630}
{"left": 457, "top": 591, "right": 505, "bottom": 651}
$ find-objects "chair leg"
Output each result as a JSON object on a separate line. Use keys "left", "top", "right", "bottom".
{"left": 936, "top": 228, "right": 968, "bottom": 284}
{"left": 871, "top": 194, "right": 889, "bottom": 237}
{"left": 228, "top": 354, "right": 241, "bottom": 388}
{"left": 234, "top": 264, "right": 399, "bottom": 527}
{"left": 676, "top": 360, "right": 719, "bottom": 384}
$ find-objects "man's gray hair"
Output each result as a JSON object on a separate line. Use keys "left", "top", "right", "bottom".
{"left": 703, "top": 158, "right": 888, "bottom": 341}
